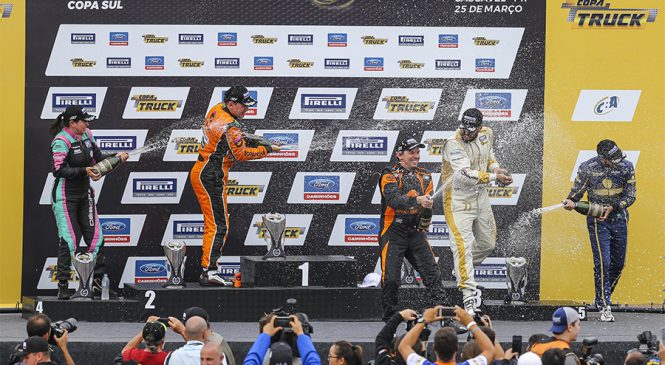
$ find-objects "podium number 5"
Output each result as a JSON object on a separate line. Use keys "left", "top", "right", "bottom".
{"left": 298, "top": 262, "right": 309, "bottom": 287}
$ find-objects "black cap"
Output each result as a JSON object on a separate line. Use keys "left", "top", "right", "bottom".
{"left": 142, "top": 321, "right": 167, "bottom": 342}
{"left": 62, "top": 105, "right": 95, "bottom": 122}
{"left": 460, "top": 108, "right": 483, "bottom": 131}
{"left": 15, "top": 336, "right": 49, "bottom": 357}
{"left": 597, "top": 139, "right": 625, "bottom": 163}
{"left": 396, "top": 137, "right": 425, "bottom": 152}
{"left": 224, "top": 86, "right": 257, "bottom": 107}
{"left": 268, "top": 342, "right": 293, "bottom": 365}
{"left": 182, "top": 306, "right": 209, "bottom": 322}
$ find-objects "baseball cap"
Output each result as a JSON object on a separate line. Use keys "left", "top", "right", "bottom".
{"left": 460, "top": 108, "right": 483, "bottom": 131}
{"left": 358, "top": 272, "right": 381, "bottom": 288}
{"left": 550, "top": 307, "right": 580, "bottom": 334}
{"left": 597, "top": 139, "right": 625, "bottom": 163}
{"left": 14, "top": 336, "right": 49, "bottom": 357}
{"left": 183, "top": 306, "right": 210, "bottom": 322}
{"left": 224, "top": 86, "right": 257, "bottom": 107}
{"left": 396, "top": 138, "right": 425, "bottom": 152}
{"left": 268, "top": 342, "right": 293, "bottom": 365}
{"left": 63, "top": 105, "right": 96, "bottom": 122}
{"left": 517, "top": 352, "right": 542, "bottom": 365}
{"left": 142, "top": 321, "right": 167, "bottom": 342}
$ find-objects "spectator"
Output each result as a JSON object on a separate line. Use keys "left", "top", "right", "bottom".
{"left": 541, "top": 349, "right": 565, "bottom": 365}
{"left": 243, "top": 315, "right": 320, "bottom": 365}
{"left": 121, "top": 317, "right": 176, "bottom": 365}
{"left": 526, "top": 335, "right": 548, "bottom": 352}
{"left": 399, "top": 306, "right": 495, "bottom": 365}
{"left": 13, "top": 336, "right": 56, "bottom": 365}
{"left": 375, "top": 309, "right": 418, "bottom": 365}
{"left": 517, "top": 352, "right": 542, "bottom": 365}
{"left": 183, "top": 306, "right": 235, "bottom": 365}
{"left": 164, "top": 316, "right": 209, "bottom": 364}
{"left": 201, "top": 341, "right": 225, "bottom": 365}
{"left": 329, "top": 341, "right": 363, "bottom": 365}
{"left": 530, "top": 308, "right": 580, "bottom": 357}
{"left": 22, "top": 314, "right": 74, "bottom": 365}
{"left": 476, "top": 315, "right": 508, "bottom": 362}
{"left": 462, "top": 340, "right": 482, "bottom": 361}
{"left": 624, "top": 351, "right": 646, "bottom": 365}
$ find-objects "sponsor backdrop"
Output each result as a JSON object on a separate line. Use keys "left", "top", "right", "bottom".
{"left": 0, "top": 0, "right": 24, "bottom": 306}
{"left": 542, "top": 1, "right": 664, "bottom": 303}
{"left": 21, "top": 0, "right": 547, "bottom": 298}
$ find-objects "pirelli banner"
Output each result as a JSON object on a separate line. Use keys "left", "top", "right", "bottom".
{"left": 541, "top": 1, "right": 664, "bottom": 304}
{"left": 22, "top": 0, "right": 546, "bottom": 297}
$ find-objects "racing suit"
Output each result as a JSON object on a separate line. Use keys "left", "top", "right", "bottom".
{"left": 567, "top": 156, "right": 636, "bottom": 306}
{"left": 440, "top": 128, "right": 500, "bottom": 301}
{"left": 379, "top": 164, "right": 445, "bottom": 321}
{"left": 51, "top": 127, "right": 109, "bottom": 282}
{"left": 190, "top": 104, "right": 270, "bottom": 271}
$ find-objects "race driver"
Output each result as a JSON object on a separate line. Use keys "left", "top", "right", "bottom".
{"left": 441, "top": 108, "right": 512, "bottom": 314}
{"left": 190, "top": 86, "right": 281, "bottom": 286}
{"left": 379, "top": 137, "right": 446, "bottom": 321}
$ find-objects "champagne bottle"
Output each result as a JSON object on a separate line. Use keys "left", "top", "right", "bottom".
{"left": 572, "top": 201, "right": 605, "bottom": 218}
{"left": 91, "top": 156, "right": 121, "bottom": 177}
{"left": 417, "top": 207, "right": 433, "bottom": 231}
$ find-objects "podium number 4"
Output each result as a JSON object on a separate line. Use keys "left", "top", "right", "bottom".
{"left": 298, "top": 262, "right": 309, "bottom": 287}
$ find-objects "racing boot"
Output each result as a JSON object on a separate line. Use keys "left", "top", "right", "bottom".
{"left": 57, "top": 281, "right": 70, "bottom": 300}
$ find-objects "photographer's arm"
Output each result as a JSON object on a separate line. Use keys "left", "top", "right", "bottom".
{"left": 123, "top": 316, "right": 160, "bottom": 355}
{"left": 455, "top": 307, "right": 494, "bottom": 363}
{"left": 292, "top": 315, "right": 321, "bottom": 365}
{"left": 243, "top": 317, "right": 283, "bottom": 365}
{"left": 54, "top": 330, "right": 75, "bottom": 365}
{"left": 376, "top": 312, "right": 404, "bottom": 352}
{"left": 398, "top": 307, "right": 443, "bottom": 362}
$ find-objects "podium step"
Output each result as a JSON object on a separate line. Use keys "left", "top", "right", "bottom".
{"left": 21, "top": 296, "right": 140, "bottom": 322}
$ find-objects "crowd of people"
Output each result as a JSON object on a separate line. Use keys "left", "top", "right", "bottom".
{"left": 11, "top": 305, "right": 664, "bottom": 365}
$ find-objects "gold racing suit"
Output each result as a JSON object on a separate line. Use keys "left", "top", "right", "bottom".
{"left": 441, "top": 127, "right": 500, "bottom": 300}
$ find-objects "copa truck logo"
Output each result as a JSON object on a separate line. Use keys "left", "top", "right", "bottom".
{"left": 561, "top": 0, "right": 658, "bottom": 28}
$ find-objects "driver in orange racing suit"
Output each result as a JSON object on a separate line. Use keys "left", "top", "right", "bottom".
{"left": 190, "top": 86, "right": 281, "bottom": 286}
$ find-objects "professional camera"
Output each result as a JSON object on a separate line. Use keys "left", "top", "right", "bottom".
{"left": 627, "top": 331, "right": 660, "bottom": 363}
{"left": 579, "top": 337, "right": 604, "bottom": 365}
{"left": 405, "top": 314, "right": 431, "bottom": 341}
{"left": 270, "top": 299, "right": 313, "bottom": 357}
{"left": 48, "top": 318, "right": 78, "bottom": 345}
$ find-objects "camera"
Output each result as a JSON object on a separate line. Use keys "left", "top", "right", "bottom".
{"left": 269, "top": 299, "right": 313, "bottom": 357}
{"left": 49, "top": 318, "right": 78, "bottom": 345}
{"left": 405, "top": 315, "right": 431, "bottom": 341}
{"left": 627, "top": 330, "right": 660, "bottom": 363}
{"left": 579, "top": 337, "right": 604, "bottom": 365}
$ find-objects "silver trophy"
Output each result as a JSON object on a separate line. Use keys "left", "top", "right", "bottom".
{"left": 70, "top": 253, "right": 96, "bottom": 300}
{"left": 163, "top": 241, "right": 186, "bottom": 288}
{"left": 505, "top": 257, "right": 528, "bottom": 303}
{"left": 262, "top": 213, "right": 287, "bottom": 260}
{"left": 400, "top": 260, "right": 421, "bottom": 287}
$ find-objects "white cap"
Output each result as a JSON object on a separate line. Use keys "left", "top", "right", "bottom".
{"left": 358, "top": 272, "right": 381, "bottom": 288}
{"left": 517, "top": 352, "right": 542, "bottom": 365}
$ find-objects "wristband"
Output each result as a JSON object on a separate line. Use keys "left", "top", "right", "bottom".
{"left": 470, "top": 326, "right": 479, "bottom": 334}
{"left": 466, "top": 322, "right": 477, "bottom": 330}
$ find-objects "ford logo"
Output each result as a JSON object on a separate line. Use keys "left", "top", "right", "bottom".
{"left": 308, "top": 178, "right": 336, "bottom": 189}
{"left": 147, "top": 58, "right": 161, "bottom": 64}
{"left": 256, "top": 58, "right": 270, "bottom": 64}
{"left": 140, "top": 263, "right": 166, "bottom": 273}
{"left": 331, "top": 35, "right": 344, "bottom": 41}
{"left": 112, "top": 34, "right": 126, "bottom": 40}
{"left": 270, "top": 136, "right": 295, "bottom": 144}
{"left": 478, "top": 60, "right": 492, "bottom": 66}
{"left": 350, "top": 221, "right": 376, "bottom": 231}
{"left": 102, "top": 221, "right": 126, "bottom": 231}
{"left": 367, "top": 59, "right": 380, "bottom": 65}
{"left": 441, "top": 35, "right": 456, "bottom": 41}
{"left": 221, "top": 34, "right": 234, "bottom": 40}
{"left": 478, "top": 96, "right": 506, "bottom": 107}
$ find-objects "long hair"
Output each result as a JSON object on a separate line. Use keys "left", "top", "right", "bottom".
{"left": 333, "top": 341, "right": 363, "bottom": 365}
{"left": 49, "top": 113, "right": 66, "bottom": 138}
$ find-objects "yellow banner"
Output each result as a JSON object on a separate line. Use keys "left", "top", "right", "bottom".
{"left": 542, "top": 0, "right": 665, "bottom": 303}
{"left": 0, "top": 0, "right": 25, "bottom": 306}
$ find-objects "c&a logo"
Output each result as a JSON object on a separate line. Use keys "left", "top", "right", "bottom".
{"left": 561, "top": 1, "right": 658, "bottom": 28}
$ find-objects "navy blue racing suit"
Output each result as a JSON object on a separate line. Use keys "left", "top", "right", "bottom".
{"left": 567, "top": 156, "right": 636, "bottom": 306}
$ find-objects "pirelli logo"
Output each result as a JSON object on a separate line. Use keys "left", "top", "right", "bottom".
{"left": 561, "top": 1, "right": 658, "bottom": 28}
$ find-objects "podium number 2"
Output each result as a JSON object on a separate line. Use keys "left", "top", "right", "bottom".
{"left": 145, "top": 290, "right": 156, "bottom": 309}
{"left": 298, "top": 262, "right": 309, "bottom": 287}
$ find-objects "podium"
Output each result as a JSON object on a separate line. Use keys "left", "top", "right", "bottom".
{"left": 241, "top": 255, "right": 357, "bottom": 287}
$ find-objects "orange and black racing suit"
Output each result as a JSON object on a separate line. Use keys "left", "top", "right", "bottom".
{"left": 190, "top": 103, "right": 270, "bottom": 271}
{"left": 379, "top": 164, "right": 446, "bottom": 320}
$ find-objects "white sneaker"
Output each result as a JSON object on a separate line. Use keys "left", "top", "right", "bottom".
{"left": 463, "top": 298, "right": 477, "bottom": 316}
{"left": 599, "top": 306, "right": 615, "bottom": 322}
{"left": 199, "top": 270, "right": 233, "bottom": 287}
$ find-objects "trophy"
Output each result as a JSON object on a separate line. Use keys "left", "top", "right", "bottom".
{"left": 504, "top": 257, "right": 528, "bottom": 303}
{"left": 70, "top": 253, "right": 96, "bottom": 300}
{"left": 400, "top": 260, "right": 421, "bottom": 287}
{"left": 262, "top": 213, "right": 287, "bottom": 260}
{"left": 163, "top": 241, "right": 186, "bottom": 288}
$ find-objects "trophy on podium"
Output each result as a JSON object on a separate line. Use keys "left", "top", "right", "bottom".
{"left": 70, "top": 253, "right": 96, "bottom": 300}
{"left": 262, "top": 213, "right": 287, "bottom": 260}
{"left": 401, "top": 260, "right": 421, "bottom": 287}
{"left": 163, "top": 241, "right": 186, "bottom": 288}
{"left": 504, "top": 256, "right": 528, "bottom": 303}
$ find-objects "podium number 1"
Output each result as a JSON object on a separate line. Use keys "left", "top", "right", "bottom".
{"left": 298, "top": 262, "right": 309, "bottom": 287}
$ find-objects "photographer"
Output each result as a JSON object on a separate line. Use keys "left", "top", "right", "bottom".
{"left": 120, "top": 316, "right": 182, "bottom": 364}
{"left": 375, "top": 309, "right": 419, "bottom": 365}
{"left": 12, "top": 336, "right": 57, "bottom": 365}
{"left": 243, "top": 315, "right": 320, "bottom": 365}
{"left": 399, "top": 306, "right": 494, "bottom": 365}
{"left": 10, "top": 314, "right": 75, "bottom": 365}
